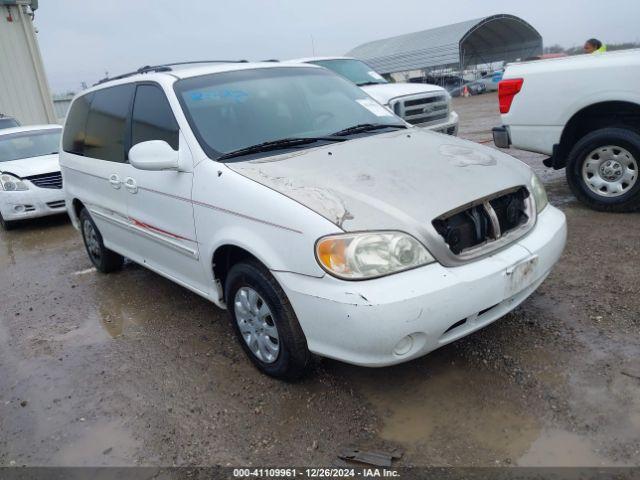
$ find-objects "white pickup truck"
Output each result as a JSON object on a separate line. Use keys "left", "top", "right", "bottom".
{"left": 291, "top": 57, "right": 459, "bottom": 135}
{"left": 493, "top": 49, "right": 640, "bottom": 212}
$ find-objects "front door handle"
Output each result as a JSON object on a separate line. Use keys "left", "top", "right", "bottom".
{"left": 108, "top": 174, "right": 121, "bottom": 189}
{"left": 124, "top": 177, "right": 138, "bottom": 194}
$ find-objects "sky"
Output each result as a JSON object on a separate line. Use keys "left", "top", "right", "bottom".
{"left": 34, "top": 0, "right": 640, "bottom": 93}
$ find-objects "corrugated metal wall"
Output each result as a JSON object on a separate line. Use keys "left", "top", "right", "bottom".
{"left": 0, "top": 3, "right": 56, "bottom": 125}
{"left": 53, "top": 95, "right": 72, "bottom": 122}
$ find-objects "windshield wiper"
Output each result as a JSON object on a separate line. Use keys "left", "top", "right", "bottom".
{"left": 330, "top": 123, "right": 406, "bottom": 137}
{"left": 357, "top": 81, "right": 386, "bottom": 87}
{"left": 217, "top": 136, "right": 346, "bottom": 161}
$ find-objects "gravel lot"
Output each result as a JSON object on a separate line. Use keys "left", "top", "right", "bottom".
{"left": 1, "top": 92, "right": 638, "bottom": 467}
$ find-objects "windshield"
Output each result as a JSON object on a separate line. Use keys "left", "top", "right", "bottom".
{"left": 308, "top": 59, "right": 387, "bottom": 86}
{"left": 0, "top": 129, "right": 62, "bottom": 162}
{"left": 0, "top": 118, "right": 20, "bottom": 130}
{"left": 175, "top": 67, "right": 402, "bottom": 161}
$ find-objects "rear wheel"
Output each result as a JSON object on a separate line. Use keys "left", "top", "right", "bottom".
{"left": 566, "top": 127, "right": 640, "bottom": 212}
{"left": 79, "top": 208, "right": 124, "bottom": 273}
{"left": 0, "top": 213, "right": 16, "bottom": 231}
{"left": 224, "top": 259, "right": 310, "bottom": 380}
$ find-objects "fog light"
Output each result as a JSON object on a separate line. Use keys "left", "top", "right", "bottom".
{"left": 393, "top": 335, "right": 414, "bottom": 356}
{"left": 13, "top": 205, "right": 25, "bottom": 213}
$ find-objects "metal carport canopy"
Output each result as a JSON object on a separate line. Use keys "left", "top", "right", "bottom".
{"left": 346, "top": 14, "right": 542, "bottom": 74}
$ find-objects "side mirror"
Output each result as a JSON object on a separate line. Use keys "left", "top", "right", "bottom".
{"left": 129, "top": 140, "right": 179, "bottom": 171}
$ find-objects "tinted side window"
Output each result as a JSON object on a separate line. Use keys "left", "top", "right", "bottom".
{"left": 62, "top": 93, "right": 93, "bottom": 155}
{"left": 84, "top": 85, "right": 135, "bottom": 162}
{"left": 132, "top": 85, "right": 179, "bottom": 150}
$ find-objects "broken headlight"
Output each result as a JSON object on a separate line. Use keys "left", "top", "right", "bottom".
{"left": 0, "top": 173, "right": 28, "bottom": 191}
{"left": 316, "top": 231, "right": 435, "bottom": 280}
{"left": 530, "top": 173, "right": 548, "bottom": 213}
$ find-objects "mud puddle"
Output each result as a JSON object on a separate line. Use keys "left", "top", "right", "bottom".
{"left": 0, "top": 215, "right": 73, "bottom": 268}
{"left": 518, "top": 429, "right": 616, "bottom": 466}
{"left": 335, "top": 352, "right": 544, "bottom": 465}
{"left": 50, "top": 422, "right": 140, "bottom": 466}
{"left": 358, "top": 364, "right": 539, "bottom": 456}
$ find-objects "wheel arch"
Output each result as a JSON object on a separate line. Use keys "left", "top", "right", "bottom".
{"left": 204, "top": 222, "right": 325, "bottom": 305}
{"left": 69, "top": 198, "right": 86, "bottom": 228}
{"left": 555, "top": 101, "right": 640, "bottom": 169}
{"left": 212, "top": 244, "right": 266, "bottom": 302}
{"left": 71, "top": 198, "right": 85, "bottom": 217}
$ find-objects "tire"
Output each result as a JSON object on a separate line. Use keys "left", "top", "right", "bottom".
{"left": 79, "top": 208, "right": 124, "bottom": 273}
{"left": 0, "top": 213, "right": 16, "bottom": 231}
{"left": 224, "top": 259, "right": 310, "bottom": 380}
{"left": 565, "top": 127, "right": 640, "bottom": 212}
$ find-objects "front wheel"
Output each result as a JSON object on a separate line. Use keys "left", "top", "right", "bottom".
{"left": 566, "top": 127, "right": 640, "bottom": 212}
{"left": 79, "top": 209, "right": 124, "bottom": 273}
{"left": 224, "top": 259, "right": 310, "bottom": 380}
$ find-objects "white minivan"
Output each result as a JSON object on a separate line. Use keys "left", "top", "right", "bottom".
{"left": 60, "top": 61, "right": 566, "bottom": 379}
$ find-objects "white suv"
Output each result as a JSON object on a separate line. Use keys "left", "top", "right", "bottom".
{"left": 60, "top": 61, "right": 566, "bottom": 379}
{"left": 290, "top": 57, "right": 459, "bottom": 135}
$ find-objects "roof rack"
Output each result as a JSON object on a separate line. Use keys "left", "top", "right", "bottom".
{"left": 94, "top": 60, "right": 249, "bottom": 85}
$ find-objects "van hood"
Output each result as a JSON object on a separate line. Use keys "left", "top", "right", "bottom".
{"left": 0, "top": 154, "right": 60, "bottom": 178}
{"left": 361, "top": 83, "right": 446, "bottom": 105}
{"left": 227, "top": 129, "right": 533, "bottom": 263}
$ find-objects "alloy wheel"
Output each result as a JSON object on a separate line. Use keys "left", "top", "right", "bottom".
{"left": 582, "top": 145, "right": 638, "bottom": 197}
{"left": 233, "top": 287, "right": 280, "bottom": 364}
{"left": 83, "top": 219, "right": 102, "bottom": 262}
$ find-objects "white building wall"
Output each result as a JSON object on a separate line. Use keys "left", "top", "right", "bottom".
{"left": 53, "top": 95, "right": 73, "bottom": 123}
{"left": 0, "top": 3, "right": 56, "bottom": 125}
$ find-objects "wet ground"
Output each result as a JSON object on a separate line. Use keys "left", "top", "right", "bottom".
{"left": 1, "top": 93, "right": 639, "bottom": 467}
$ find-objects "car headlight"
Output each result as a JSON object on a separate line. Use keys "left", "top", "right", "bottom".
{"left": 530, "top": 173, "right": 548, "bottom": 213}
{"left": 316, "top": 231, "right": 435, "bottom": 280}
{"left": 0, "top": 173, "right": 28, "bottom": 191}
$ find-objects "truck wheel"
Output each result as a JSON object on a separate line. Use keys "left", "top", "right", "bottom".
{"left": 224, "top": 259, "right": 310, "bottom": 380}
{"left": 566, "top": 127, "right": 640, "bottom": 212}
{"left": 0, "top": 213, "right": 17, "bottom": 231}
{"left": 79, "top": 208, "right": 124, "bottom": 273}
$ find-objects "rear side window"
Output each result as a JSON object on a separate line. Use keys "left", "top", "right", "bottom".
{"left": 62, "top": 93, "right": 93, "bottom": 155}
{"left": 132, "top": 85, "right": 179, "bottom": 150}
{"left": 84, "top": 84, "right": 135, "bottom": 162}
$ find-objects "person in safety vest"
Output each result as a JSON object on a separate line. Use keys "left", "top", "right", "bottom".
{"left": 584, "top": 38, "right": 607, "bottom": 54}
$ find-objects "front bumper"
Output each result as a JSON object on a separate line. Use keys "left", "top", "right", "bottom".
{"left": 274, "top": 205, "right": 566, "bottom": 367}
{"left": 492, "top": 126, "right": 511, "bottom": 148}
{"left": 418, "top": 111, "right": 459, "bottom": 136}
{"left": 0, "top": 187, "right": 67, "bottom": 221}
